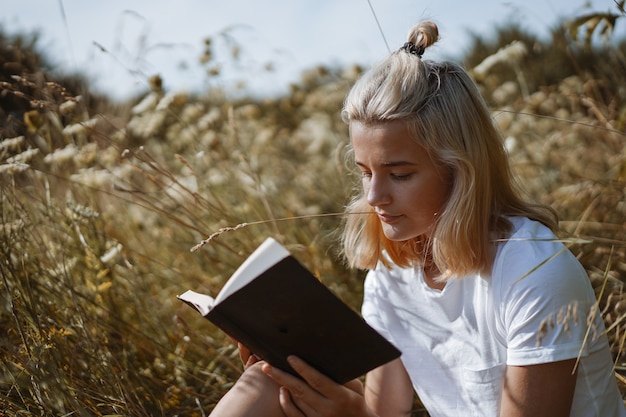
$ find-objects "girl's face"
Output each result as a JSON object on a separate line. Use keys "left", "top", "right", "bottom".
{"left": 351, "top": 120, "right": 452, "bottom": 241}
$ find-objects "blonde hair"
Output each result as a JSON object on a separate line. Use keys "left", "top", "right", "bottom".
{"left": 341, "top": 21, "right": 557, "bottom": 279}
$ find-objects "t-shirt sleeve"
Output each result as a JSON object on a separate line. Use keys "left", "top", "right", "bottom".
{"left": 494, "top": 231, "right": 601, "bottom": 366}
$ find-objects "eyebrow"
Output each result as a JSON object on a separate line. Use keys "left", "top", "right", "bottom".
{"left": 355, "top": 161, "right": 418, "bottom": 168}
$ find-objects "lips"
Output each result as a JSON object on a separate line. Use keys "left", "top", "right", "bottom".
{"left": 376, "top": 212, "right": 403, "bottom": 223}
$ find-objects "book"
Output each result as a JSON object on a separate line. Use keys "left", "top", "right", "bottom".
{"left": 177, "top": 237, "right": 401, "bottom": 384}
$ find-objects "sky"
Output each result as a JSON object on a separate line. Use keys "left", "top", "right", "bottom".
{"left": 2, "top": 0, "right": 624, "bottom": 100}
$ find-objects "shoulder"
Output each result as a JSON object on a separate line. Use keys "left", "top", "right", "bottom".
{"left": 493, "top": 216, "right": 587, "bottom": 287}
{"left": 491, "top": 217, "right": 594, "bottom": 326}
{"left": 491, "top": 219, "right": 606, "bottom": 365}
{"left": 491, "top": 216, "right": 595, "bottom": 332}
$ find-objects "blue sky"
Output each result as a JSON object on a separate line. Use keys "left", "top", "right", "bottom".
{"left": 2, "top": 0, "right": 623, "bottom": 100}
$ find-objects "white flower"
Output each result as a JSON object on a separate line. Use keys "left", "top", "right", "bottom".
{"left": 70, "top": 168, "right": 114, "bottom": 189}
{"left": 100, "top": 243, "right": 123, "bottom": 263}
{"left": 180, "top": 103, "right": 205, "bottom": 123}
{"left": 127, "top": 112, "right": 167, "bottom": 139}
{"left": 62, "top": 118, "right": 97, "bottom": 136}
{"left": 156, "top": 92, "right": 187, "bottom": 111}
{"left": 504, "top": 136, "right": 517, "bottom": 153}
{"left": 44, "top": 144, "right": 77, "bottom": 165}
{"left": 197, "top": 107, "right": 222, "bottom": 130}
{"left": 473, "top": 41, "right": 528, "bottom": 78}
{"left": 0, "top": 163, "right": 29, "bottom": 174}
{"left": 132, "top": 92, "right": 160, "bottom": 115}
{"left": 59, "top": 96, "right": 81, "bottom": 115}
{"left": 0, "top": 136, "right": 25, "bottom": 152}
{"left": 6, "top": 148, "right": 39, "bottom": 164}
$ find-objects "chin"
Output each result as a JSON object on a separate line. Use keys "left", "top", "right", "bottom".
{"left": 381, "top": 228, "right": 420, "bottom": 242}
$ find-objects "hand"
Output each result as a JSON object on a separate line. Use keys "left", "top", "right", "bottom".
{"left": 262, "top": 355, "right": 376, "bottom": 417}
{"left": 238, "top": 342, "right": 261, "bottom": 369}
{"left": 227, "top": 336, "right": 260, "bottom": 369}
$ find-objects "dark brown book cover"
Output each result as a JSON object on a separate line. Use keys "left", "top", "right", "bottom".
{"left": 178, "top": 238, "right": 401, "bottom": 384}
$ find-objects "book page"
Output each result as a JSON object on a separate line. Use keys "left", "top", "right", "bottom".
{"left": 177, "top": 290, "right": 215, "bottom": 316}
{"left": 215, "top": 237, "right": 289, "bottom": 305}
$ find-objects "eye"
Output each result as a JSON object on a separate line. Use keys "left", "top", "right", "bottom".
{"left": 391, "top": 173, "right": 412, "bottom": 181}
{"left": 358, "top": 168, "right": 372, "bottom": 178}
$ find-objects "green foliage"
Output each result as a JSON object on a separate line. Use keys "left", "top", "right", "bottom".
{"left": 1, "top": 12, "right": 625, "bottom": 416}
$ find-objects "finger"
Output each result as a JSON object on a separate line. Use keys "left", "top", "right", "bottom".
{"left": 261, "top": 362, "right": 305, "bottom": 390}
{"left": 262, "top": 362, "right": 322, "bottom": 405}
{"left": 245, "top": 354, "right": 260, "bottom": 369}
{"left": 237, "top": 342, "right": 253, "bottom": 365}
{"left": 263, "top": 360, "right": 336, "bottom": 417}
{"left": 286, "top": 356, "right": 336, "bottom": 396}
{"left": 344, "top": 378, "right": 364, "bottom": 395}
{"left": 278, "top": 386, "right": 307, "bottom": 417}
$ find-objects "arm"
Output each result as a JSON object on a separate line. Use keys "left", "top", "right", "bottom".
{"left": 365, "top": 358, "right": 414, "bottom": 417}
{"left": 500, "top": 359, "right": 578, "bottom": 417}
{"left": 262, "top": 356, "right": 406, "bottom": 417}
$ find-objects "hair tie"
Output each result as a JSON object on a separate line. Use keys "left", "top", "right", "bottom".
{"left": 400, "top": 41, "right": 425, "bottom": 58}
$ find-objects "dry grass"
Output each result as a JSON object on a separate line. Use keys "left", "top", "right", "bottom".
{"left": 1, "top": 17, "right": 625, "bottom": 416}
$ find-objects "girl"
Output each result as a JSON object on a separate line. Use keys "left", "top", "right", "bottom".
{"left": 209, "top": 21, "right": 625, "bottom": 417}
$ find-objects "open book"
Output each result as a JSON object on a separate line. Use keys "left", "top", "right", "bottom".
{"left": 178, "top": 237, "right": 401, "bottom": 384}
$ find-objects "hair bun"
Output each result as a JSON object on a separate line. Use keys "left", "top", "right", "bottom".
{"left": 407, "top": 21, "right": 439, "bottom": 53}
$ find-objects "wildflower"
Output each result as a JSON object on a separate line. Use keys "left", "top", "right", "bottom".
{"left": 0, "top": 136, "right": 25, "bottom": 152}
{"left": 44, "top": 144, "right": 77, "bottom": 165}
{"left": 504, "top": 137, "right": 517, "bottom": 153}
{"left": 70, "top": 168, "right": 114, "bottom": 189}
{"left": 66, "top": 200, "right": 100, "bottom": 219}
{"left": 174, "top": 126, "right": 199, "bottom": 148}
{"left": 0, "top": 219, "right": 24, "bottom": 236}
{"left": 197, "top": 107, "right": 222, "bottom": 130}
{"left": 473, "top": 41, "right": 527, "bottom": 79}
{"left": 59, "top": 96, "right": 82, "bottom": 115}
{"left": 156, "top": 92, "right": 187, "bottom": 111}
{"left": 295, "top": 114, "right": 333, "bottom": 154}
{"left": 111, "top": 128, "right": 128, "bottom": 143}
{"left": 100, "top": 243, "right": 123, "bottom": 264}
{"left": 200, "top": 130, "right": 219, "bottom": 149}
{"left": 6, "top": 148, "right": 39, "bottom": 164}
{"left": 127, "top": 112, "right": 166, "bottom": 138}
{"left": 0, "top": 163, "right": 29, "bottom": 174}
{"left": 491, "top": 81, "right": 519, "bottom": 106}
{"left": 180, "top": 102, "right": 205, "bottom": 123}
{"left": 62, "top": 118, "right": 97, "bottom": 136}
{"left": 75, "top": 143, "right": 98, "bottom": 167}
{"left": 207, "top": 167, "right": 227, "bottom": 186}
{"left": 48, "top": 257, "right": 78, "bottom": 278}
{"left": 98, "top": 146, "right": 120, "bottom": 168}
{"left": 132, "top": 92, "right": 160, "bottom": 115}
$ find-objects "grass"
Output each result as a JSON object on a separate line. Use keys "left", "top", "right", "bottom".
{"left": 1, "top": 15, "right": 626, "bottom": 416}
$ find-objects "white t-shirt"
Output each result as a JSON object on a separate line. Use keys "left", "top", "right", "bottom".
{"left": 362, "top": 216, "right": 625, "bottom": 417}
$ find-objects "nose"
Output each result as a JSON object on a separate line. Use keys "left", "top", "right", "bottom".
{"left": 366, "top": 176, "right": 391, "bottom": 207}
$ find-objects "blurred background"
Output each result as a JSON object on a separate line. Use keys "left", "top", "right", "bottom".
{"left": 4, "top": 0, "right": 624, "bottom": 99}
{"left": 1, "top": 1, "right": 625, "bottom": 416}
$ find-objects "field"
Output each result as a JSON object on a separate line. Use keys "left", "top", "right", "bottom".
{"left": 1, "top": 9, "right": 626, "bottom": 416}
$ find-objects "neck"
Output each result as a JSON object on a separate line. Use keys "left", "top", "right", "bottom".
{"left": 423, "top": 263, "right": 446, "bottom": 290}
